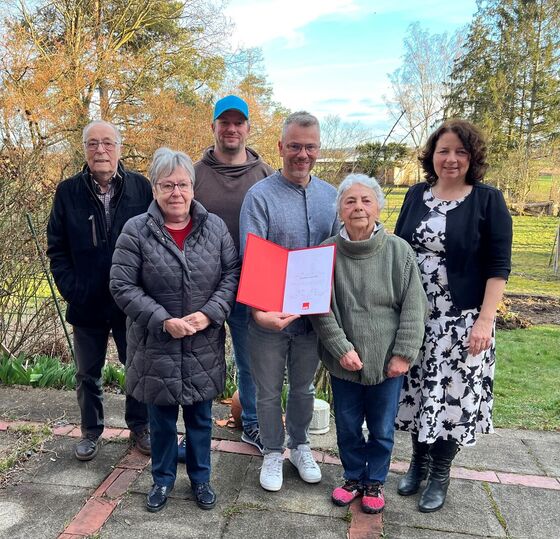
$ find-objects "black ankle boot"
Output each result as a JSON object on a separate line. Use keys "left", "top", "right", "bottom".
{"left": 397, "top": 434, "right": 430, "bottom": 496}
{"left": 418, "top": 439, "right": 459, "bottom": 513}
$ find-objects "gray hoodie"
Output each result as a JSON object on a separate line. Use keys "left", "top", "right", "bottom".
{"left": 194, "top": 147, "right": 274, "bottom": 252}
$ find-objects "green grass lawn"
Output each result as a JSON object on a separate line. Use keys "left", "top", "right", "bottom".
{"left": 381, "top": 185, "right": 406, "bottom": 231}
{"left": 527, "top": 174, "right": 559, "bottom": 202}
{"left": 509, "top": 215, "right": 559, "bottom": 296}
{"left": 382, "top": 186, "right": 560, "bottom": 297}
{"left": 494, "top": 325, "right": 560, "bottom": 430}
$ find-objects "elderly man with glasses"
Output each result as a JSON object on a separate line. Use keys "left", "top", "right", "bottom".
{"left": 47, "top": 119, "right": 153, "bottom": 461}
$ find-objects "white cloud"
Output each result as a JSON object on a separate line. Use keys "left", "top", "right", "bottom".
{"left": 225, "top": 0, "right": 360, "bottom": 48}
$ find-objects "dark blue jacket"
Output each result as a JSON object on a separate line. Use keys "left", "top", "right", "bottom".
{"left": 394, "top": 182, "right": 512, "bottom": 310}
{"left": 47, "top": 162, "right": 153, "bottom": 327}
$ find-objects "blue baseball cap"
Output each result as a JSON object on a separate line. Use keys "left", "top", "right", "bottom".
{"left": 213, "top": 95, "right": 249, "bottom": 121}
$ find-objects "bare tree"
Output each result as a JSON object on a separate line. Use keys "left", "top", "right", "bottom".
{"left": 385, "top": 22, "right": 462, "bottom": 151}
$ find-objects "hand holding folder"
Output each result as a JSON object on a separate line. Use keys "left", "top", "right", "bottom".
{"left": 237, "top": 234, "right": 336, "bottom": 315}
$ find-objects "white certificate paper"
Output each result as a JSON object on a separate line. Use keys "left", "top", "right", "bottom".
{"left": 282, "top": 245, "right": 335, "bottom": 314}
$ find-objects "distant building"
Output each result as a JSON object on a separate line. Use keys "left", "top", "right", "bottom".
{"left": 314, "top": 148, "right": 422, "bottom": 186}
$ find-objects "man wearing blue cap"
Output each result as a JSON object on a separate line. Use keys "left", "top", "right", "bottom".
{"left": 192, "top": 95, "right": 274, "bottom": 454}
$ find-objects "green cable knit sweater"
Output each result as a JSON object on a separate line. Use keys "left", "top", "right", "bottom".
{"left": 310, "top": 225, "right": 428, "bottom": 386}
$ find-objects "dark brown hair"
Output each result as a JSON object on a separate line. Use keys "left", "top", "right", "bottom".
{"left": 419, "top": 119, "right": 488, "bottom": 185}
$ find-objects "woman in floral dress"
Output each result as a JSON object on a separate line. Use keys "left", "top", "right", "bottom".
{"left": 394, "top": 119, "right": 512, "bottom": 513}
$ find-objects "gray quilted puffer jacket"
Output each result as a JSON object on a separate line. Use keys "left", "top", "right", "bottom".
{"left": 110, "top": 199, "right": 240, "bottom": 406}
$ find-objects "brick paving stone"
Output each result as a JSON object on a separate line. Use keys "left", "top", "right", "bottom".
{"left": 52, "top": 424, "right": 75, "bottom": 436}
{"left": 451, "top": 466, "right": 500, "bottom": 483}
{"left": 219, "top": 439, "right": 261, "bottom": 456}
{"left": 118, "top": 450, "right": 151, "bottom": 470}
{"left": 323, "top": 453, "right": 342, "bottom": 465}
{"left": 390, "top": 460, "right": 409, "bottom": 473}
{"left": 92, "top": 467, "right": 126, "bottom": 497}
{"left": 101, "top": 427, "right": 125, "bottom": 439}
{"left": 9, "top": 420, "right": 43, "bottom": 430}
{"left": 311, "top": 448, "right": 324, "bottom": 462}
{"left": 63, "top": 497, "right": 118, "bottom": 536}
{"left": 496, "top": 472, "right": 560, "bottom": 490}
{"left": 104, "top": 468, "right": 142, "bottom": 499}
{"left": 348, "top": 499, "right": 383, "bottom": 539}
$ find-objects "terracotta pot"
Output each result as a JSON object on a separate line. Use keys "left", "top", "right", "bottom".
{"left": 230, "top": 390, "right": 243, "bottom": 427}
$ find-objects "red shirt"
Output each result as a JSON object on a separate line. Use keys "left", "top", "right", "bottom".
{"left": 165, "top": 220, "right": 193, "bottom": 250}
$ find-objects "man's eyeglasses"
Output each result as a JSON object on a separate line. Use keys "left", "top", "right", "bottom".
{"left": 156, "top": 181, "right": 192, "bottom": 194}
{"left": 84, "top": 139, "right": 119, "bottom": 152}
{"left": 285, "top": 143, "right": 320, "bottom": 155}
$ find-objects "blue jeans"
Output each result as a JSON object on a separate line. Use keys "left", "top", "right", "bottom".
{"left": 228, "top": 302, "right": 258, "bottom": 430}
{"left": 148, "top": 400, "right": 212, "bottom": 487}
{"left": 248, "top": 319, "right": 318, "bottom": 453}
{"left": 331, "top": 374, "right": 403, "bottom": 484}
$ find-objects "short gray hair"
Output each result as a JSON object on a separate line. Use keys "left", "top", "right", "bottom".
{"left": 82, "top": 120, "right": 122, "bottom": 143}
{"left": 336, "top": 173, "right": 385, "bottom": 214}
{"left": 282, "top": 111, "right": 320, "bottom": 140}
{"left": 148, "top": 147, "right": 196, "bottom": 188}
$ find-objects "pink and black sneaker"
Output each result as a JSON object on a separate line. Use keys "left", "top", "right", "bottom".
{"left": 361, "top": 482, "right": 385, "bottom": 514}
{"left": 332, "top": 479, "right": 363, "bottom": 507}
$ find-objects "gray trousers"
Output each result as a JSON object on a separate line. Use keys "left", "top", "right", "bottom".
{"left": 73, "top": 325, "right": 148, "bottom": 438}
{"left": 248, "top": 319, "right": 319, "bottom": 453}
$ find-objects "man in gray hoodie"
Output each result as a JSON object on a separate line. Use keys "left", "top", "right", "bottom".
{"left": 193, "top": 95, "right": 274, "bottom": 453}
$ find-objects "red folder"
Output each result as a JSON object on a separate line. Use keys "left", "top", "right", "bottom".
{"left": 237, "top": 233, "right": 335, "bottom": 314}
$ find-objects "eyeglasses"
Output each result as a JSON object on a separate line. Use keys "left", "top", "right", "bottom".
{"left": 156, "top": 181, "right": 192, "bottom": 194}
{"left": 285, "top": 143, "right": 320, "bottom": 155}
{"left": 84, "top": 139, "right": 119, "bottom": 152}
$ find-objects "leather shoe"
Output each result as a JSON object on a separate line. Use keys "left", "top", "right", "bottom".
{"left": 192, "top": 482, "right": 216, "bottom": 510}
{"left": 130, "top": 428, "right": 151, "bottom": 456}
{"left": 146, "top": 484, "right": 173, "bottom": 513}
{"left": 75, "top": 436, "right": 100, "bottom": 461}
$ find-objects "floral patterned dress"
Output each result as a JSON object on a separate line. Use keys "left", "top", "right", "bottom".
{"left": 395, "top": 189, "right": 495, "bottom": 446}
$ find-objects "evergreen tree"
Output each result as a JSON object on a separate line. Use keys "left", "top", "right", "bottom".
{"left": 446, "top": 0, "right": 560, "bottom": 156}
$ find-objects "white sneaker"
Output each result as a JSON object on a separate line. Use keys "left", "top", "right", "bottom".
{"left": 289, "top": 444, "right": 322, "bottom": 483}
{"left": 260, "top": 452, "right": 284, "bottom": 491}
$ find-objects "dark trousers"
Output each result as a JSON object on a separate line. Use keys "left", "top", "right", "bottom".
{"left": 148, "top": 400, "right": 213, "bottom": 488}
{"left": 331, "top": 374, "right": 404, "bottom": 485}
{"left": 73, "top": 324, "right": 148, "bottom": 438}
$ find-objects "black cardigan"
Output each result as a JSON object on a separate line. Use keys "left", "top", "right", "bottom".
{"left": 394, "top": 182, "right": 512, "bottom": 310}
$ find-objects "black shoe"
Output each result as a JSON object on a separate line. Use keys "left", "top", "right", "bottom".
{"left": 146, "top": 484, "right": 173, "bottom": 513}
{"left": 397, "top": 434, "right": 430, "bottom": 496}
{"left": 177, "top": 435, "right": 187, "bottom": 463}
{"left": 75, "top": 436, "right": 100, "bottom": 461}
{"left": 130, "top": 428, "right": 151, "bottom": 456}
{"left": 192, "top": 482, "right": 216, "bottom": 510}
{"left": 241, "top": 425, "right": 264, "bottom": 454}
{"left": 418, "top": 439, "right": 459, "bottom": 513}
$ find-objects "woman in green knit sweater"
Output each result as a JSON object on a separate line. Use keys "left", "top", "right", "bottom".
{"left": 310, "top": 174, "right": 427, "bottom": 514}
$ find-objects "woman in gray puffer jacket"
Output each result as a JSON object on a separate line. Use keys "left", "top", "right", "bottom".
{"left": 110, "top": 148, "right": 239, "bottom": 514}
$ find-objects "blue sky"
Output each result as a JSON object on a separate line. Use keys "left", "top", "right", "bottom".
{"left": 225, "top": 0, "right": 478, "bottom": 138}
